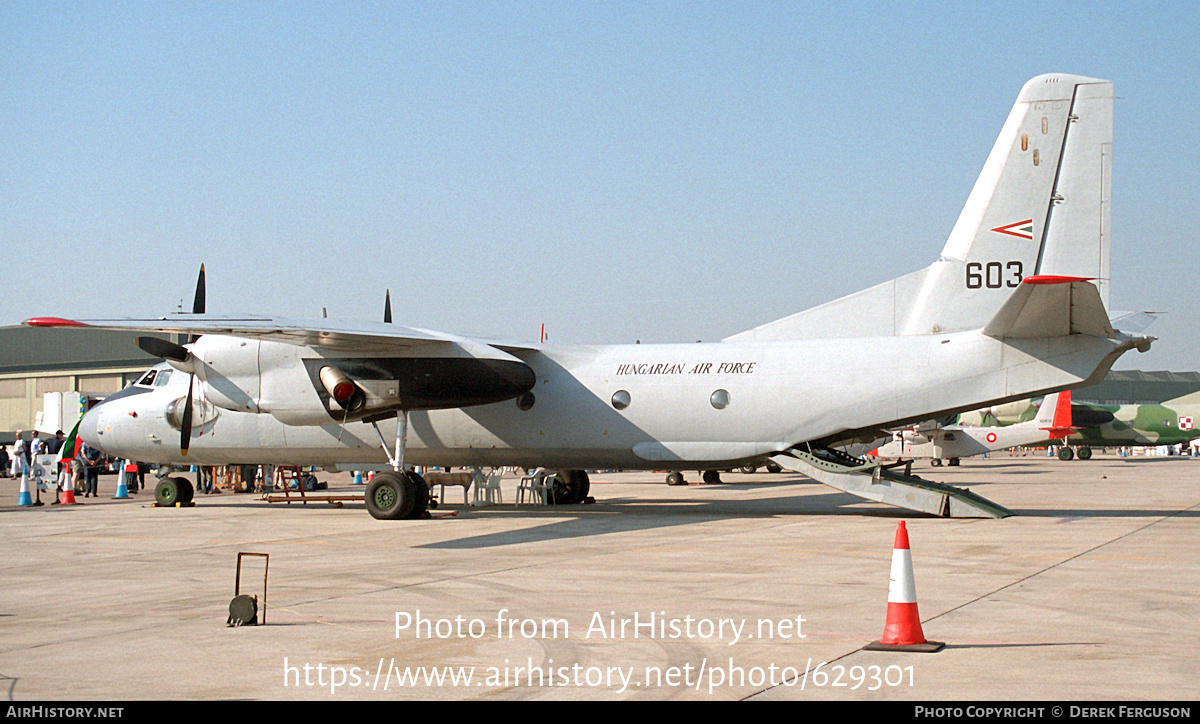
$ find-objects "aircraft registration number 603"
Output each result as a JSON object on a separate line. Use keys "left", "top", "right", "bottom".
{"left": 966, "top": 261, "right": 1023, "bottom": 289}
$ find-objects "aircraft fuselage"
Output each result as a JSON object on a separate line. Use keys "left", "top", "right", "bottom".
{"left": 83, "top": 330, "right": 1133, "bottom": 471}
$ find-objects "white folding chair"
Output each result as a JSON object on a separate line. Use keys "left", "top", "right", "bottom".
{"left": 474, "top": 467, "right": 503, "bottom": 505}
{"left": 516, "top": 468, "right": 551, "bottom": 505}
{"left": 469, "top": 467, "right": 500, "bottom": 506}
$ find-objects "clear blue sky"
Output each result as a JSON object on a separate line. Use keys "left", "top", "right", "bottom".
{"left": 2, "top": 1, "right": 1196, "bottom": 370}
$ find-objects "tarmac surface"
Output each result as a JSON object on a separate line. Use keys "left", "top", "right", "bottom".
{"left": 1, "top": 453, "right": 1198, "bottom": 701}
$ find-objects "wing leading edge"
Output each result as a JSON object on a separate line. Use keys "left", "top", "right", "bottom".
{"left": 24, "top": 313, "right": 540, "bottom": 357}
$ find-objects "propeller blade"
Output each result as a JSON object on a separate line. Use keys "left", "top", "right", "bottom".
{"left": 137, "top": 337, "right": 190, "bottom": 363}
{"left": 384, "top": 289, "right": 393, "bottom": 324}
{"left": 189, "top": 264, "right": 206, "bottom": 344}
{"left": 181, "top": 374, "right": 194, "bottom": 456}
{"left": 192, "top": 264, "right": 206, "bottom": 314}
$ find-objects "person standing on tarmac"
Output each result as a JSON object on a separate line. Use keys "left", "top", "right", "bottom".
{"left": 12, "top": 430, "right": 27, "bottom": 477}
{"left": 29, "top": 432, "right": 45, "bottom": 484}
{"left": 198, "top": 465, "right": 215, "bottom": 494}
{"left": 46, "top": 430, "right": 64, "bottom": 455}
{"left": 80, "top": 441, "right": 103, "bottom": 498}
{"left": 45, "top": 429, "right": 64, "bottom": 453}
{"left": 70, "top": 454, "right": 85, "bottom": 499}
{"left": 46, "top": 431, "right": 66, "bottom": 503}
{"left": 26, "top": 431, "right": 47, "bottom": 505}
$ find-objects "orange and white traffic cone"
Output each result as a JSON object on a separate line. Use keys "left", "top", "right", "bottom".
{"left": 864, "top": 521, "right": 945, "bottom": 652}
{"left": 59, "top": 467, "right": 78, "bottom": 504}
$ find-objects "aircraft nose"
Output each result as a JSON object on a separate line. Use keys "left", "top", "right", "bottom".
{"left": 79, "top": 404, "right": 107, "bottom": 448}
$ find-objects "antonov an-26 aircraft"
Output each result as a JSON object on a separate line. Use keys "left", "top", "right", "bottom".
{"left": 29, "top": 74, "right": 1153, "bottom": 520}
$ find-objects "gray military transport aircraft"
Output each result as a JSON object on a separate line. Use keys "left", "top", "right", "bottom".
{"left": 28, "top": 74, "right": 1152, "bottom": 520}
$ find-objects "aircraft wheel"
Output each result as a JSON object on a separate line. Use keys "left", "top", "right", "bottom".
{"left": 405, "top": 471, "right": 429, "bottom": 516}
{"left": 738, "top": 465, "right": 757, "bottom": 475}
{"left": 765, "top": 462, "right": 782, "bottom": 474}
{"left": 1077, "top": 446, "right": 1093, "bottom": 461}
{"left": 666, "top": 472, "right": 685, "bottom": 486}
{"left": 175, "top": 477, "right": 194, "bottom": 503}
{"left": 931, "top": 459, "right": 943, "bottom": 467}
{"left": 366, "top": 471, "right": 415, "bottom": 520}
{"left": 1058, "top": 447, "right": 1075, "bottom": 461}
{"left": 550, "top": 470, "right": 590, "bottom": 504}
{"left": 155, "top": 477, "right": 181, "bottom": 506}
{"left": 948, "top": 458, "right": 960, "bottom": 467}
{"left": 702, "top": 470, "right": 722, "bottom": 484}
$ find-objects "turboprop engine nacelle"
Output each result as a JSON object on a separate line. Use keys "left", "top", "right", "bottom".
{"left": 181, "top": 336, "right": 536, "bottom": 427}
{"left": 185, "top": 339, "right": 399, "bottom": 425}
{"left": 898, "top": 430, "right": 933, "bottom": 445}
{"left": 187, "top": 336, "right": 262, "bottom": 414}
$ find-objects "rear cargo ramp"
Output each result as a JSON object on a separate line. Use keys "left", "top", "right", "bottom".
{"left": 771, "top": 449, "right": 1012, "bottom": 519}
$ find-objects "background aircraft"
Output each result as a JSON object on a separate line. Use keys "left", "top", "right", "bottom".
{"left": 868, "top": 391, "right": 1074, "bottom": 466}
{"left": 961, "top": 390, "right": 1199, "bottom": 460}
{"left": 27, "top": 74, "right": 1152, "bottom": 519}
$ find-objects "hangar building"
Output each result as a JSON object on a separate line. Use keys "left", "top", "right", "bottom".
{"left": 1, "top": 326, "right": 175, "bottom": 442}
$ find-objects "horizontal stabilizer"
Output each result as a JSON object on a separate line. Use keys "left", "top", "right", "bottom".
{"left": 982, "top": 276, "right": 1114, "bottom": 339}
{"left": 1108, "top": 310, "right": 1162, "bottom": 334}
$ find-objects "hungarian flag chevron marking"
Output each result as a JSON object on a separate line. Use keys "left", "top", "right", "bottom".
{"left": 991, "top": 219, "right": 1035, "bottom": 239}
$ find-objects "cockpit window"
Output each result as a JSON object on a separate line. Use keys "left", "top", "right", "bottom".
{"left": 136, "top": 369, "right": 158, "bottom": 386}
{"left": 153, "top": 370, "right": 173, "bottom": 387}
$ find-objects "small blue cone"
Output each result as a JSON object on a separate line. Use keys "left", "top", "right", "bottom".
{"left": 18, "top": 467, "right": 34, "bottom": 506}
{"left": 353, "top": 471, "right": 363, "bottom": 485}
{"left": 113, "top": 461, "right": 130, "bottom": 499}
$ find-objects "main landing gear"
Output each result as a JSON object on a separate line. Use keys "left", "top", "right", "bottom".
{"left": 364, "top": 411, "right": 431, "bottom": 520}
{"left": 666, "top": 470, "right": 725, "bottom": 485}
{"left": 362, "top": 411, "right": 593, "bottom": 518}
{"left": 667, "top": 465, "right": 783, "bottom": 485}
{"left": 1058, "top": 446, "right": 1093, "bottom": 461}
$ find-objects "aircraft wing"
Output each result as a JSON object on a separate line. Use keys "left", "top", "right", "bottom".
{"left": 24, "top": 314, "right": 541, "bottom": 356}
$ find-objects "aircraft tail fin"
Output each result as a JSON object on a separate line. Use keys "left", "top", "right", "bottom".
{"left": 728, "top": 74, "right": 1114, "bottom": 343}
{"left": 1036, "top": 390, "right": 1075, "bottom": 439}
